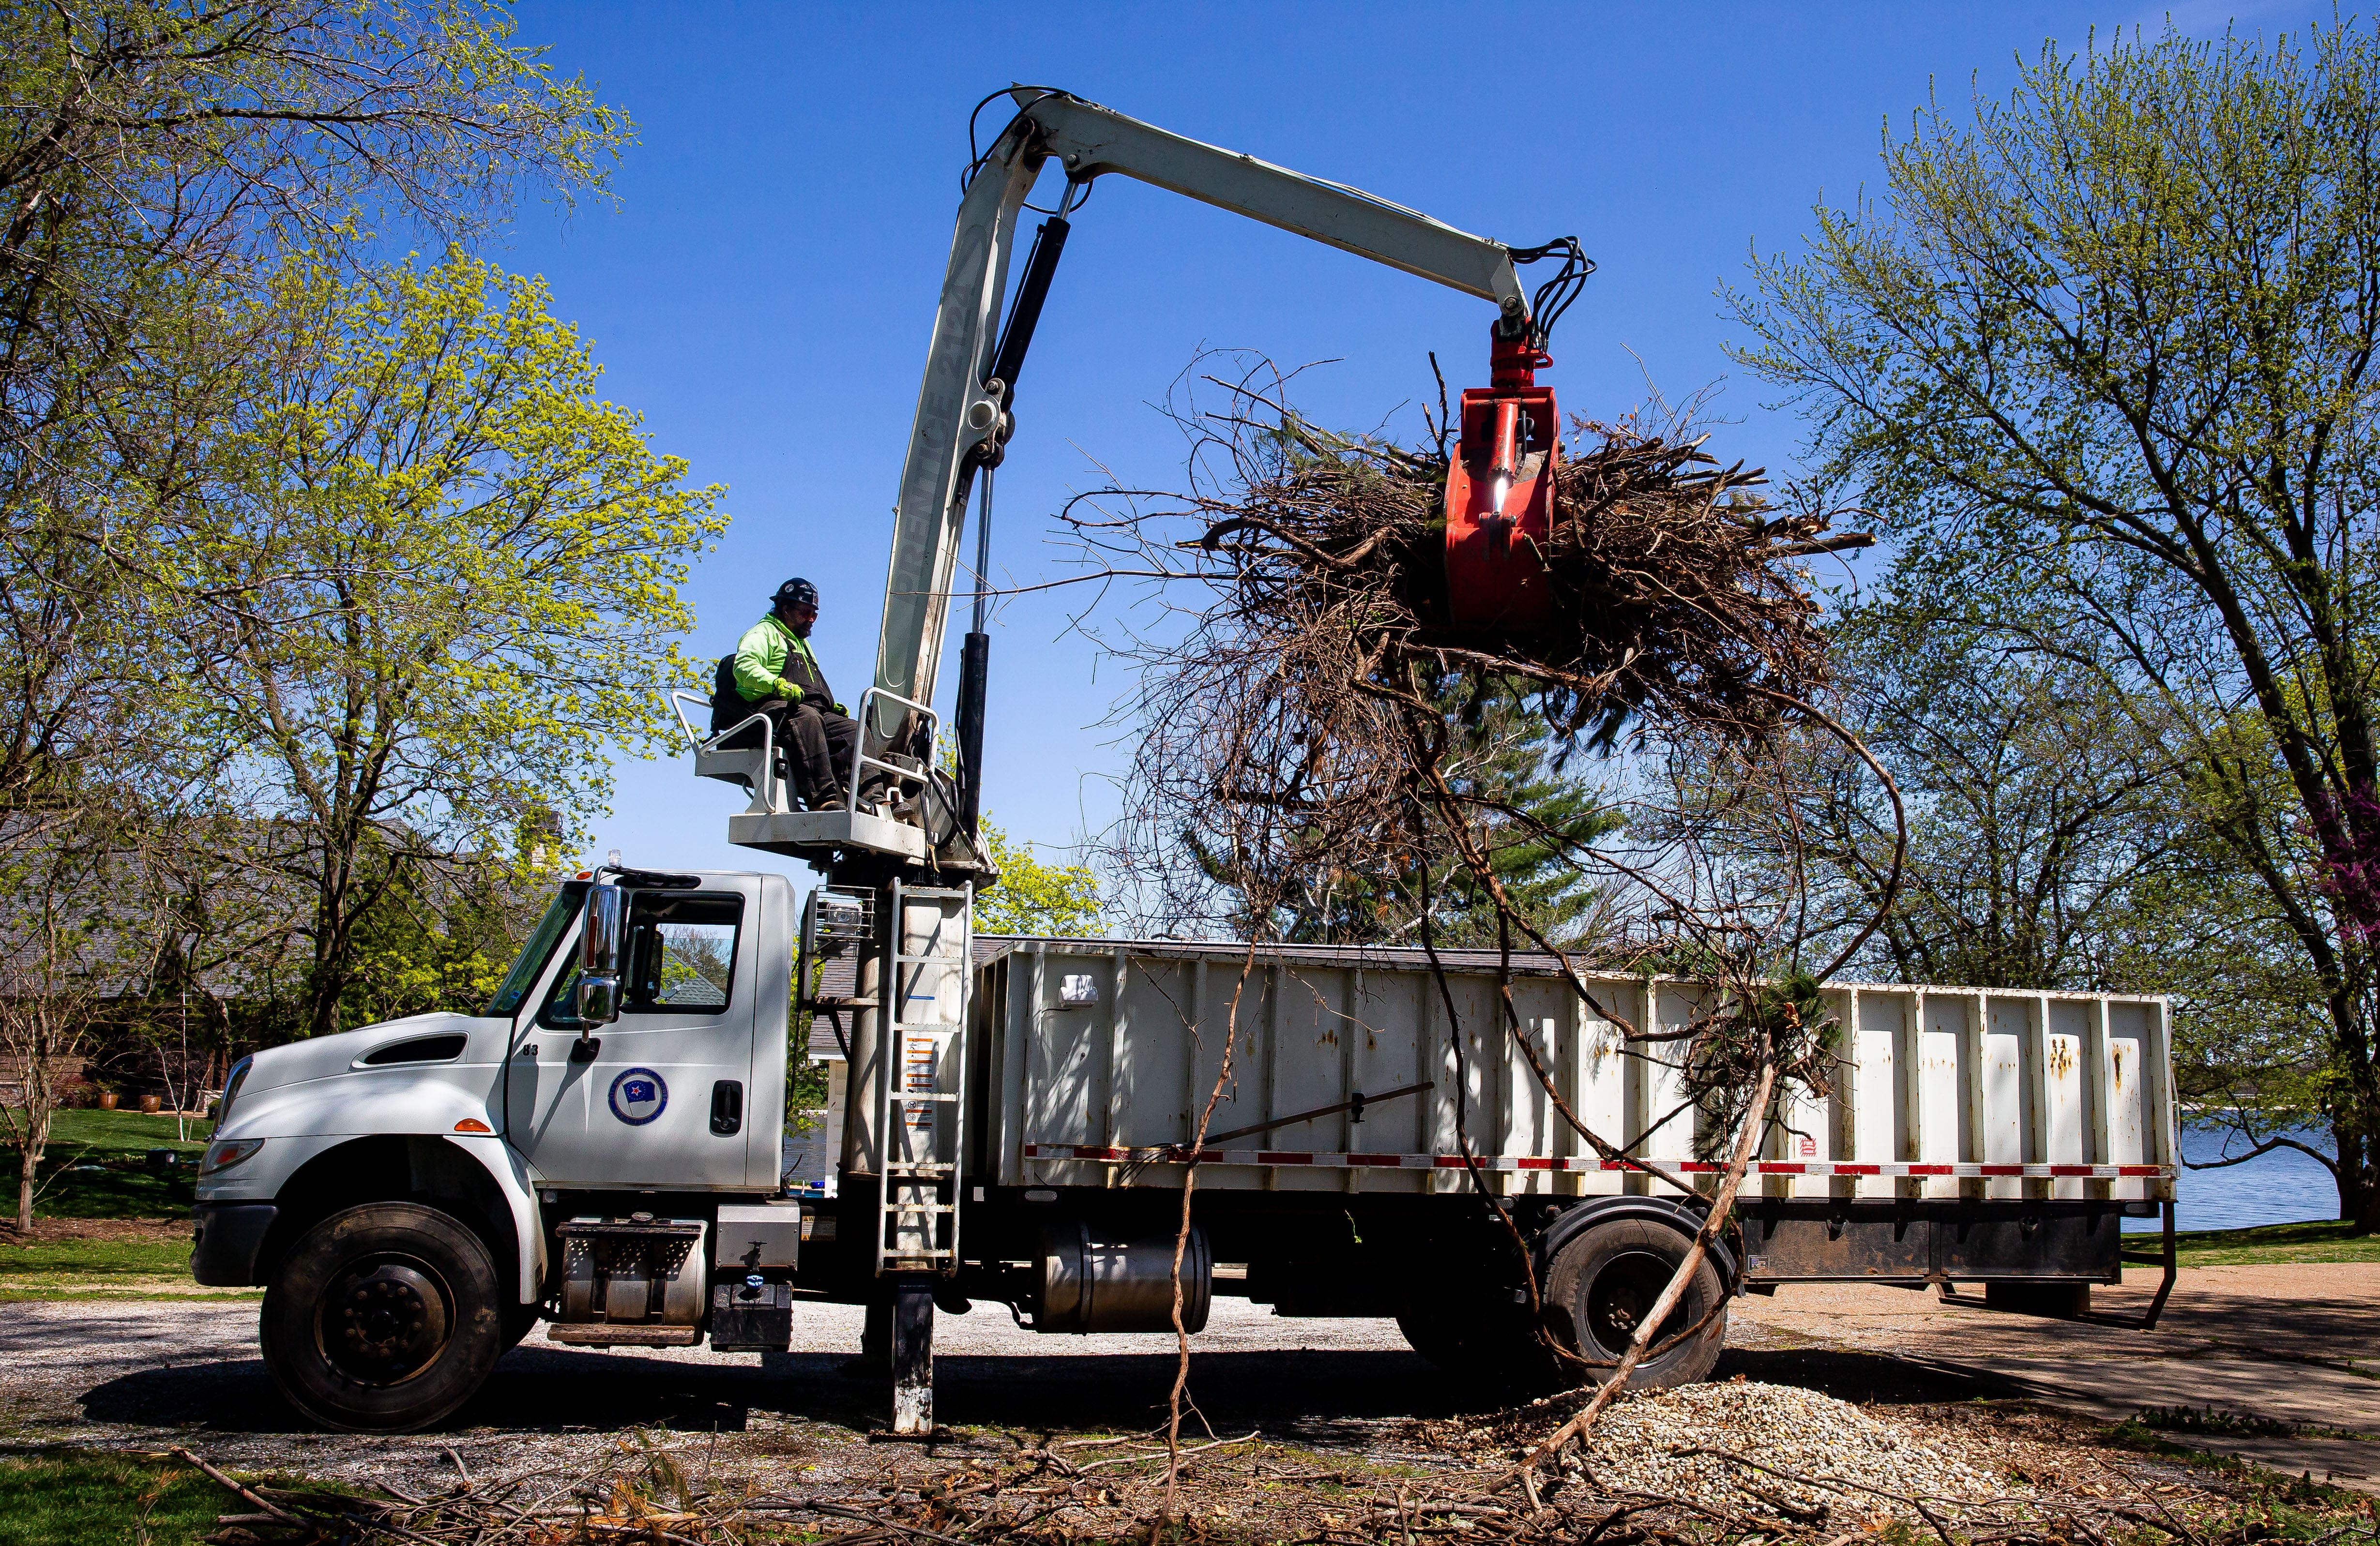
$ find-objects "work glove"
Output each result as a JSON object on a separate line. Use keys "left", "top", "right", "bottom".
{"left": 777, "top": 681, "right": 804, "bottom": 704}
{"left": 830, "top": 702, "right": 848, "bottom": 716}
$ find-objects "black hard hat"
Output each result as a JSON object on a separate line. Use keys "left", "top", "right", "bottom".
{"left": 772, "top": 577, "right": 818, "bottom": 608}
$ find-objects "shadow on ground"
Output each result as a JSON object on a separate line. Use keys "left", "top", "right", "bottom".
{"left": 75, "top": 1340, "right": 2003, "bottom": 1443}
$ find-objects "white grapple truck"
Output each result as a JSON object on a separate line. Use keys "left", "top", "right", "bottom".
{"left": 189, "top": 92, "right": 2182, "bottom": 1433}
{"left": 193, "top": 874, "right": 2179, "bottom": 1433}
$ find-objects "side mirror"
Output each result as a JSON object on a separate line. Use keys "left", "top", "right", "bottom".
{"left": 575, "top": 886, "right": 624, "bottom": 1027}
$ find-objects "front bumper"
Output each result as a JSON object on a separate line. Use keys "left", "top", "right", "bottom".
{"left": 190, "top": 1202, "right": 277, "bottom": 1287}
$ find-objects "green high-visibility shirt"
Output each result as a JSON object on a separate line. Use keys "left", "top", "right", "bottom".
{"left": 732, "top": 614, "right": 833, "bottom": 706}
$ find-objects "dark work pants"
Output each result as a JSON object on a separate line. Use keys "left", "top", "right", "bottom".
{"left": 719, "top": 696, "right": 858, "bottom": 809}
{"left": 781, "top": 701, "right": 859, "bottom": 808}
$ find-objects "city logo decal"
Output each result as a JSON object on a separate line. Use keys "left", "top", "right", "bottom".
{"left": 608, "top": 1067, "right": 668, "bottom": 1126}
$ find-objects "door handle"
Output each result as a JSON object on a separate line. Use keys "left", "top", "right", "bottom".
{"left": 710, "top": 1080, "right": 743, "bottom": 1136}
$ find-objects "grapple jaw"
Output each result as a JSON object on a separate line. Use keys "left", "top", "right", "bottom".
{"left": 1442, "top": 327, "right": 1559, "bottom": 637}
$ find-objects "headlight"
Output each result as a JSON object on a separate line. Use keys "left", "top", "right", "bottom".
{"left": 201, "top": 1139, "right": 265, "bottom": 1175}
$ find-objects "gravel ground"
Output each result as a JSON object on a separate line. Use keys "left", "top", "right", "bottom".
{"left": 0, "top": 1291, "right": 2271, "bottom": 1536}
{"left": 0, "top": 1295, "right": 1456, "bottom": 1500}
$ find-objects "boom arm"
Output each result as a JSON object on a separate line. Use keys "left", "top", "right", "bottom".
{"left": 871, "top": 89, "right": 1532, "bottom": 743}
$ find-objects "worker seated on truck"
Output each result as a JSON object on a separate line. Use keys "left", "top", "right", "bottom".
{"left": 709, "top": 577, "right": 859, "bottom": 811}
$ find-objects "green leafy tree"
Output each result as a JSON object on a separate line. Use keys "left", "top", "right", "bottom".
{"left": 0, "top": 1, "right": 628, "bottom": 823}
{"left": 1729, "top": 21, "right": 2380, "bottom": 1221}
{"left": 0, "top": 0, "right": 624, "bottom": 425}
{"left": 172, "top": 251, "right": 724, "bottom": 1038}
{"left": 334, "top": 837, "right": 551, "bottom": 1028}
{"left": 976, "top": 817, "right": 1101, "bottom": 936}
{"left": 1789, "top": 600, "right": 2192, "bottom": 988}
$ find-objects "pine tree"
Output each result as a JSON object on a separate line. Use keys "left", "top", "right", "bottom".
{"left": 1191, "top": 675, "right": 1618, "bottom": 948}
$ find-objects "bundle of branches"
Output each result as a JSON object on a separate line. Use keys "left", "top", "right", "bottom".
{"left": 1171, "top": 386, "right": 1868, "bottom": 750}
{"left": 1070, "top": 358, "right": 1895, "bottom": 972}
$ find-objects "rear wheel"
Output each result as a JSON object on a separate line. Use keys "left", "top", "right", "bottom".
{"left": 1543, "top": 1217, "right": 1726, "bottom": 1390}
{"left": 1397, "top": 1282, "right": 1564, "bottom": 1394}
{"left": 1982, "top": 1280, "right": 2089, "bottom": 1318}
{"left": 259, "top": 1201, "right": 505, "bottom": 1432}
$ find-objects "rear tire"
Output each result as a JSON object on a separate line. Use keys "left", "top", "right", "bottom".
{"left": 1543, "top": 1217, "right": 1726, "bottom": 1390}
{"left": 259, "top": 1201, "right": 506, "bottom": 1432}
{"left": 1397, "top": 1283, "right": 1564, "bottom": 1394}
{"left": 1983, "top": 1280, "right": 2089, "bottom": 1318}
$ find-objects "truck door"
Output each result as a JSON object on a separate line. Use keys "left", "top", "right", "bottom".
{"left": 514, "top": 885, "right": 761, "bottom": 1189}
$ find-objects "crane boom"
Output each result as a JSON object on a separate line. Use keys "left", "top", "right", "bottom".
{"left": 870, "top": 89, "right": 1531, "bottom": 748}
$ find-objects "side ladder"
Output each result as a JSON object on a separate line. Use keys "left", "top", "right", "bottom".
{"left": 874, "top": 880, "right": 972, "bottom": 1277}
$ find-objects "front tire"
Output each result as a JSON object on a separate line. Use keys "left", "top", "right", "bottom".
{"left": 500, "top": 1300, "right": 542, "bottom": 1351}
{"left": 1543, "top": 1217, "right": 1726, "bottom": 1390}
{"left": 259, "top": 1201, "right": 505, "bottom": 1432}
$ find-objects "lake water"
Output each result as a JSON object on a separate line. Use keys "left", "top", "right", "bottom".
{"left": 2121, "top": 1126, "right": 2338, "bottom": 1233}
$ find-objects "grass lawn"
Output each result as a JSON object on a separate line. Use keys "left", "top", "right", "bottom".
{"left": 0, "top": 1450, "right": 357, "bottom": 1546}
{"left": 0, "top": 1233, "right": 191, "bottom": 1277}
{"left": 0, "top": 1222, "right": 246, "bottom": 1301}
{"left": 5, "top": 1108, "right": 212, "bottom": 1220}
{"left": 37, "top": 1109, "right": 212, "bottom": 1156}
{"left": 2, "top": 1107, "right": 224, "bottom": 1292}
{"left": 0, "top": 1452, "right": 227, "bottom": 1546}
{"left": 2161, "top": 1219, "right": 2380, "bottom": 1267}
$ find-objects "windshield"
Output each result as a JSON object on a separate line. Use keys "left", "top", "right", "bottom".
{"left": 482, "top": 883, "right": 589, "bottom": 1017}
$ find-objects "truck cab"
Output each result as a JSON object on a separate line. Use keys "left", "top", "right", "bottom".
{"left": 192, "top": 869, "right": 800, "bottom": 1432}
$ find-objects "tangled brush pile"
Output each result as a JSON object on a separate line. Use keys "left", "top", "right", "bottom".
{"left": 1172, "top": 399, "right": 1871, "bottom": 750}
{"left": 1067, "top": 363, "right": 1908, "bottom": 1155}
{"left": 1074, "top": 367, "right": 1886, "bottom": 950}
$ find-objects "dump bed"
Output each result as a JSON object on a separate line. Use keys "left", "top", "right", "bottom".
{"left": 968, "top": 937, "right": 2178, "bottom": 1204}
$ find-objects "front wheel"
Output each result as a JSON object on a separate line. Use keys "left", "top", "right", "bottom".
{"left": 259, "top": 1201, "right": 506, "bottom": 1432}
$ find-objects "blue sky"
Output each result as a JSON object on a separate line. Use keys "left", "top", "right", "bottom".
{"left": 491, "top": 0, "right": 2322, "bottom": 882}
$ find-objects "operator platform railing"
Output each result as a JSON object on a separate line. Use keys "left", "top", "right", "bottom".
{"left": 667, "top": 687, "right": 986, "bottom": 867}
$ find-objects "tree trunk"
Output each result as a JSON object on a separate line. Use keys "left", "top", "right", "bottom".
{"left": 2337, "top": 1114, "right": 2380, "bottom": 1233}
{"left": 15, "top": 1113, "right": 41, "bottom": 1234}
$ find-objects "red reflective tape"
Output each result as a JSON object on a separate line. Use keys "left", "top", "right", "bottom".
{"left": 1039, "top": 1147, "right": 2171, "bottom": 1179}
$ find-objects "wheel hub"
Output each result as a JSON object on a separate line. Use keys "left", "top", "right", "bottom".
{"left": 321, "top": 1258, "right": 450, "bottom": 1384}
{"left": 1584, "top": 1249, "right": 1685, "bottom": 1355}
